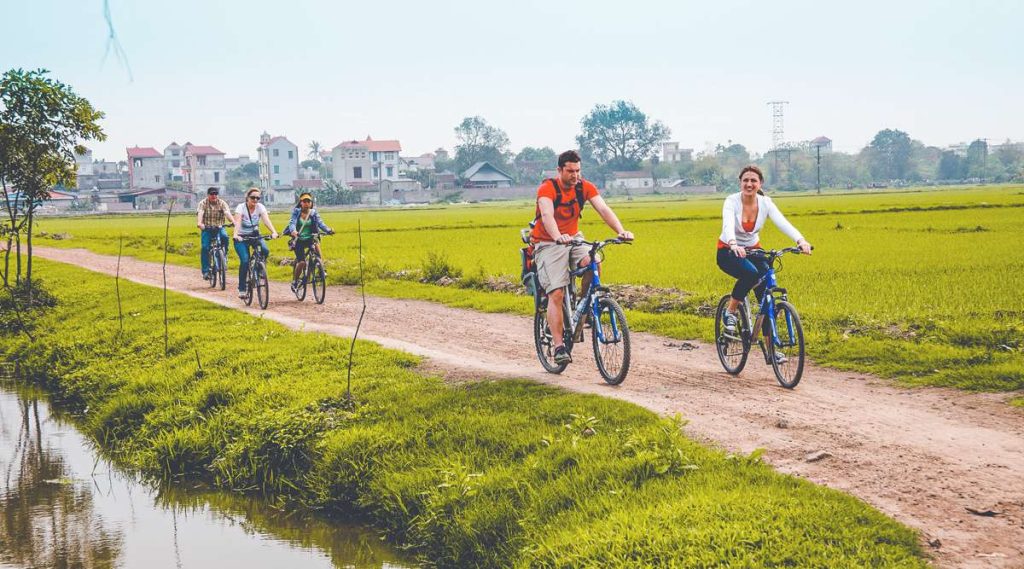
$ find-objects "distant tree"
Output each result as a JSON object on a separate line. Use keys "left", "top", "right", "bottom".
{"left": 0, "top": 68, "right": 105, "bottom": 289}
{"left": 576, "top": 100, "right": 670, "bottom": 171}
{"left": 453, "top": 116, "right": 511, "bottom": 177}
{"left": 238, "top": 162, "right": 260, "bottom": 177}
{"left": 300, "top": 159, "right": 320, "bottom": 170}
{"left": 307, "top": 140, "right": 322, "bottom": 162}
{"left": 864, "top": 129, "right": 914, "bottom": 181}
{"left": 937, "top": 151, "right": 965, "bottom": 180}
{"left": 513, "top": 146, "right": 557, "bottom": 184}
{"left": 312, "top": 179, "right": 359, "bottom": 205}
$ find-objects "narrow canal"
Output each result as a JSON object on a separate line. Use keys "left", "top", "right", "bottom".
{"left": 0, "top": 382, "right": 415, "bottom": 568}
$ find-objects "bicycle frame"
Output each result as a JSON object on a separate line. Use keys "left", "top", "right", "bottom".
{"left": 745, "top": 249, "right": 797, "bottom": 356}
{"left": 566, "top": 240, "right": 625, "bottom": 345}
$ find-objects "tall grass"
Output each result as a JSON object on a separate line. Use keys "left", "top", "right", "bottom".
{"left": 0, "top": 259, "right": 927, "bottom": 567}
{"left": 36, "top": 185, "right": 1024, "bottom": 393}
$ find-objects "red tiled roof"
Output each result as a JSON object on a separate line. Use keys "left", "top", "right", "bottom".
{"left": 267, "top": 136, "right": 294, "bottom": 146}
{"left": 127, "top": 146, "right": 162, "bottom": 159}
{"left": 185, "top": 145, "right": 224, "bottom": 156}
{"left": 333, "top": 136, "right": 401, "bottom": 153}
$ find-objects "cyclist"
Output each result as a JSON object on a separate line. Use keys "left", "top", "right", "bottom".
{"left": 196, "top": 186, "right": 232, "bottom": 280}
{"left": 530, "top": 149, "right": 633, "bottom": 365}
{"left": 717, "top": 165, "right": 812, "bottom": 334}
{"left": 232, "top": 187, "right": 279, "bottom": 298}
{"left": 283, "top": 192, "right": 334, "bottom": 292}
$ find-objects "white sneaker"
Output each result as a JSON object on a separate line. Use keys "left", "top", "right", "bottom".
{"left": 773, "top": 352, "right": 788, "bottom": 365}
{"left": 722, "top": 311, "right": 738, "bottom": 334}
{"left": 237, "top": 290, "right": 246, "bottom": 298}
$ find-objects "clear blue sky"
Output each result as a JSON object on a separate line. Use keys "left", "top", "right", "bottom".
{"left": 2, "top": 0, "right": 1020, "bottom": 162}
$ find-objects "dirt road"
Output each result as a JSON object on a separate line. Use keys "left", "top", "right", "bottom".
{"left": 36, "top": 247, "right": 1024, "bottom": 568}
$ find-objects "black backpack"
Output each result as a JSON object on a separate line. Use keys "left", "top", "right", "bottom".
{"left": 530, "top": 178, "right": 585, "bottom": 228}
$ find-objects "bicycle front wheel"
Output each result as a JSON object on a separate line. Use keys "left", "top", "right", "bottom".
{"left": 216, "top": 249, "right": 227, "bottom": 291}
{"left": 243, "top": 265, "right": 255, "bottom": 306}
{"left": 311, "top": 258, "right": 326, "bottom": 304}
{"left": 591, "top": 296, "right": 631, "bottom": 385}
{"left": 769, "top": 300, "right": 805, "bottom": 389}
{"left": 208, "top": 250, "right": 218, "bottom": 289}
{"left": 256, "top": 261, "right": 269, "bottom": 309}
{"left": 295, "top": 261, "right": 308, "bottom": 302}
{"left": 715, "top": 294, "right": 750, "bottom": 375}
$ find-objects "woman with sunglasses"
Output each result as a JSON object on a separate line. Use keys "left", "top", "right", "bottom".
{"left": 232, "top": 187, "right": 279, "bottom": 298}
{"left": 283, "top": 192, "right": 334, "bottom": 292}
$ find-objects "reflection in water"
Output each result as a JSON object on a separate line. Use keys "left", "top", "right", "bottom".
{"left": 0, "top": 383, "right": 413, "bottom": 568}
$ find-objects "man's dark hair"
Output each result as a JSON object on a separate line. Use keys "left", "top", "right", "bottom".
{"left": 207, "top": 186, "right": 219, "bottom": 195}
{"left": 557, "top": 150, "right": 581, "bottom": 168}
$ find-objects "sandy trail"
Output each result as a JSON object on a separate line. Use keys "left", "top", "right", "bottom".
{"left": 35, "top": 247, "right": 1024, "bottom": 568}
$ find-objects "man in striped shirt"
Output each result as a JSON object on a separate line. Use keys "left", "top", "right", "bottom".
{"left": 196, "top": 187, "right": 233, "bottom": 279}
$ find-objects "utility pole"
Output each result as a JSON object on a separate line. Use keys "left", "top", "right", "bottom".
{"left": 767, "top": 101, "right": 789, "bottom": 186}
{"left": 815, "top": 144, "right": 822, "bottom": 194}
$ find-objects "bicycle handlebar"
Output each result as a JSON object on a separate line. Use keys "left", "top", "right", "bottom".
{"left": 743, "top": 245, "right": 813, "bottom": 259}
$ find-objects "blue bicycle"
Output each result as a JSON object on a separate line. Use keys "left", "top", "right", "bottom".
{"left": 715, "top": 246, "right": 808, "bottom": 389}
{"left": 532, "top": 237, "right": 632, "bottom": 385}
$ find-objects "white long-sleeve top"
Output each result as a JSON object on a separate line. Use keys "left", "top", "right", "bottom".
{"left": 719, "top": 192, "right": 804, "bottom": 247}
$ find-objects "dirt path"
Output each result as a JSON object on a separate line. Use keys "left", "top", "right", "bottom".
{"left": 35, "top": 247, "right": 1024, "bottom": 568}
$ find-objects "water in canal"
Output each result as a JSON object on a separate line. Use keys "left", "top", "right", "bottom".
{"left": 0, "top": 382, "right": 415, "bottom": 568}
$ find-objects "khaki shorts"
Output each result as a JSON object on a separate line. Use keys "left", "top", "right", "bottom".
{"left": 534, "top": 235, "right": 589, "bottom": 293}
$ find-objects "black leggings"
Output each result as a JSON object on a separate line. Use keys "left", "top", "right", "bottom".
{"left": 716, "top": 248, "right": 770, "bottom": 302}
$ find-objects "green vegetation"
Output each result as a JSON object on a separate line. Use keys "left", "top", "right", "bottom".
{"left": 0, "top": 260, "right": 926, "bottom": 567}
{"left": 36, "top": 185, "right": 1024, "bottom": 394}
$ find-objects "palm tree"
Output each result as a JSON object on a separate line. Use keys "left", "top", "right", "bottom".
{"left": 308, "top": 141, "right": 322, "bottom": 162}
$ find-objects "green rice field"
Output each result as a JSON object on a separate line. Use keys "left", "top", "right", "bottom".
{"left": 34, "top": 184, "right": 1024, "bottom": 395}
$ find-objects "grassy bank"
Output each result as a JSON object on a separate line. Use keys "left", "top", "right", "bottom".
{"left": 0, "top": 259, "right": 927, "bottom": 567}
{"left": 35, "top": 185, "right": 1024, "bottom": 395}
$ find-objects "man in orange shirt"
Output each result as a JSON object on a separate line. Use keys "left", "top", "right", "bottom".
{"left": 532, "top": 150, "right": 634, "bottom": 364}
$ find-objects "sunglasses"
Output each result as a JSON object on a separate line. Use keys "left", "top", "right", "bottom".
{"left": 248, "top": 195, "right": 261, "bottom": 201}
{"left": 300, "top": 199, "right": 311, "bottom": 203}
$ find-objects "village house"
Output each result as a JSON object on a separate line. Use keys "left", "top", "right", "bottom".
{"left": 461, "top": 162, "right": 514, "bottom": 188}
{"left": 126, "top": 146, "right": 165, "bottom": 189}
{"left": 331, "top": 136, "right": 402, "bottom": 188}
{"left": 607, "top": 171, "right": 655, "bottom": 190}
{"left": 257, "top": 132, "right": 299, "bottom": 204}
{"left": 183, "top": 143, "right": 226, "bottom": 196}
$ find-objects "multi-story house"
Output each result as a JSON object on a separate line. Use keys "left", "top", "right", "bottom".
{"left": 662, "top": 142, "right": 693, "bottom": 163}
{"left": 331, "top": 136, "right": 401, "bottom": 188}
{"left": 182, "top": 143, "right": 226, "bottom": 196}
{"left": 257, "top": 133, "right": 299, "bottom": 204}
{"left": 164, "top": 142, "right": 185, "bottom": 183}
{"left": 127, "top": 146, "right": 165, "bottom": 189}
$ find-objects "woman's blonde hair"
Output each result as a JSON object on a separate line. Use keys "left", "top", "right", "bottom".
{"left": 245, "top": 187, "right": 261, "bottom": 198}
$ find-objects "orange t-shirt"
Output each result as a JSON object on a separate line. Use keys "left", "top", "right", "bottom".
{"left": 530, "top": 178, "right": 600, "bottom": 242}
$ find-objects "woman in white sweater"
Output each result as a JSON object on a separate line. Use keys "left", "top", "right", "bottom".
{"left": 717, "top": 165, "right": 812, "bottom": 333}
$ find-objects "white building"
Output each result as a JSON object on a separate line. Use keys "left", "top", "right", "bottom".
{"left": 607, "top": 171, "right": 654, "bottom": 189}
{"left": 164, "top": 142, "right": 185, "bottom": 183}
{"left": 662, "top": 142, "right": 693, "bottom": 163}
{"left": 182, "top": 144, "right": 226, "bottom": 196}
{"left": 258, "top": 133, "right": 299, "bottom": 204}
{"left": 127, "top": 146, "right": 165, "bottom": 189}
{"left": 331, "top": 136, "right": 402, "bottom": 188}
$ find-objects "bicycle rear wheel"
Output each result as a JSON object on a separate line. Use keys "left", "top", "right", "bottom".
{"left": 534, "top": 292, "right": 571, "bottom": 374}
{"left": 216, "top": 249, "right": 227, "bottom": 291}
{"left": 256, "top": 260, "right": 269, "bottom": 309}
{"left": 592, "top": 296, "right": 630, "bottom": 385}
{"left": 715, "top": 294, "right": 750, "bottom": 375}
{"left": 768, "top": 300, "right": 805, "bottom": 389}
{"left": 311, "top": 258, "right": 326, "bottom": 304}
